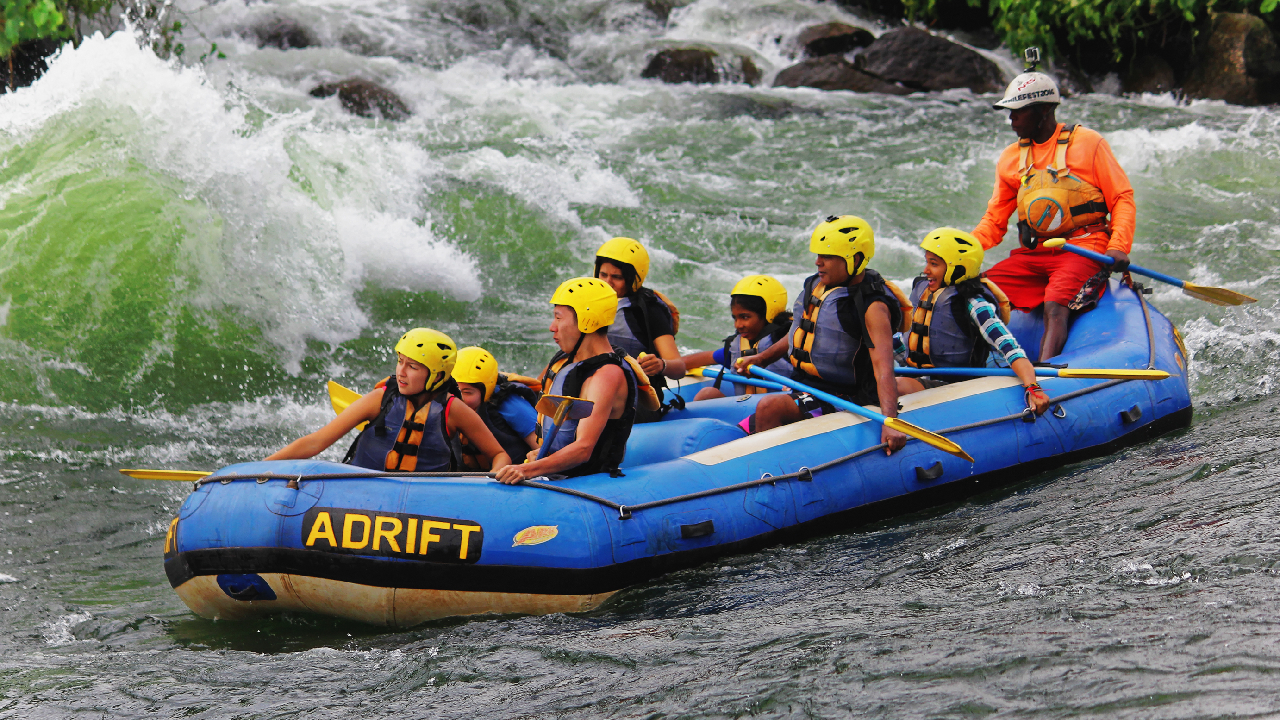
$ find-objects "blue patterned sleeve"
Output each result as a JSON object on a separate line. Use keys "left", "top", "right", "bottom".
{"left": 966, "top": 297, "right": 1027, "bottom": 366}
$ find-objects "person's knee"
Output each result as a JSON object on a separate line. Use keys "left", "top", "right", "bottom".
{"left": 693, "top": 387, "right": 725, "bottom": 401}
{"left": 896, "top": 377, "right": 924, "bottom": 395}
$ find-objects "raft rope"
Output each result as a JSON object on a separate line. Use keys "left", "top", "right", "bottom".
{"left": 199, "top": 284, "right": 1161, "bottom": 519}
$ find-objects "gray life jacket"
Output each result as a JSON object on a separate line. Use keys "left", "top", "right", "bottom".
{"left": 541, "top": 349, "right": 638, "bottom": 477}
{"left": 607, "top": 291, "right": 673, "bottom": 359}
{"left": 719, "top": 326, "right": 791, "bottom": 395}
{"left": 787, "top": 269, "right": 902, "bottom": 401}
{"left": 906, "top": 276, "right": 993, "bottom": 369}
{"left": 347, "top": 388, "right": 453, "bottom": 472}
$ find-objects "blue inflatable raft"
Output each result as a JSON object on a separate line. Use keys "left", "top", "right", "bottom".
{"left": 164, "top": 281, "right": 1192, "bottom": 625}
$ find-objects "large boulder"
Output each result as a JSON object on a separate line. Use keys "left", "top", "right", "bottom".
{"left": 1123, "top": 54, "right": 1178, "bottom": 94}
{"left": 797, "top": 22, "right": 874, "bottom": 58}
{"left": 310, "top": 79, "right": 412, "bottom": 121}
{"left": 641, "top": 48, "right": 719, "bottom": 84}
{"left": 861, "top": 26, "right": 1004, "bottom": 93}
{"left": 1184, "top": 13, "right": 1280, "bottom": 105}
{"left": 253, "top": 17, "right": 317, "bottom": 50}
{"left": 773, "top": 55, "right": 912, "bottom": 94}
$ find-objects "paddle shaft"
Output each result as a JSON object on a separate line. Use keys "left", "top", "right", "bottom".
{"left": 747, "top": 366, "right": 892, "bottom": 424}
{"left": 1049, "top": 240, "right": 1187, "bottom": 289}
{"left": 534, "top": 403, "right": 574, "bottom": 461}
{"left": 893, "top": 366, "right": 1168, "bottom": 380}
{"left": 697, "top": 367, "right": 786, "bottom": 390}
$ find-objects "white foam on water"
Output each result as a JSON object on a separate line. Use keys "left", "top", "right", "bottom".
{"left": 39, "top": 611, "right": 93, "bottom": 646}
{"left": 1108, "top": 122, "right": 1224, "bottom": 174}
{"left": 0, "top": 31, "right": 482, "bottom": 371}
{"left": 0, "top": 574, "right": 17, "bottom": 584}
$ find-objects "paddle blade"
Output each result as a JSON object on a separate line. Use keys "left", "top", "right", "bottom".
{"left": 328, "top": 381, "right": 361, "bottom": 414}
{"left": 883, "top": 418, "right": 975, "bottom": 463}
{"left": 1057, "top": 368, "right": 1170, "bottom": 380}
{"left": 328, "top": 380, "right": 369, "bottom": 431}
{"left": 1182, "top": 283, "right": 1256, "bottom": 307}
{"left": 535, "top": 394, "right": 595, "bottom": 421}
{"left": 119, "top": 469, "right": 212, "bottom": 482}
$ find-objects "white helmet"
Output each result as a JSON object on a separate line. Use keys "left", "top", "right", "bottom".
{"left": 993, "top": 71, "right": 1061, "bottom": 110}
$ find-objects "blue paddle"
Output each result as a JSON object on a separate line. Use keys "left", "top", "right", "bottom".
{"left": 746, "top": 366, "right": 974, "bottom": 462}
{"left": 1041, "top": 238, "right": 1255, "bottom": 306}
{"left": 894, "top": 366, "right": 1169, "bottom": 380}
{"left": 687, "top": 367, "right": 786, "bottom": 390}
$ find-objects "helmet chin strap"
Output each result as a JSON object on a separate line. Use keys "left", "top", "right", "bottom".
{"left": 565, "top": 331, "right": 587, "bottom": 365}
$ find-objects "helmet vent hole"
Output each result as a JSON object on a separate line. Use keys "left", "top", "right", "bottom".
{"left": 436, "top": 343, "right": 451, "bottom": 350}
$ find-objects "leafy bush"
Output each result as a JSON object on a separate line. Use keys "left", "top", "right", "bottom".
{"left": 905, "top": 0, "right": 1279, "bottom": 66}
{"left": 1, "top": 0, "right": 67, "bottom": 59}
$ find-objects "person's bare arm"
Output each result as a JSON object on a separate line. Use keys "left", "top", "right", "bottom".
{"left": 639, "top": 335, "right": 686, "bottom": 379}
{"left": 1010, "top": 357, "right": 1050, "bottom": 415}
{"left": 446, "top": 399, "right": 512, "bottom": 471}
{"left": 494, "top": 364, "right": 624, "bottom": 483}
{"left": 864, "top": 303, "right": 906, "bottom": 455}
{"left": 266, "top": 388, "right": 384, "bottom": 460}
{"left": 678, "top": 350, "right": 717, "bottom": 374}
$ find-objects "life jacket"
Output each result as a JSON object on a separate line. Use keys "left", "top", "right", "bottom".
{"left": 787, "top": 269, "right": 905, "bottom": 402}
{"left": 904, "top": 276, "right": 1012, "bottom": 369}
{"left": 452, "top": 380, "right": 539, "bottom": 470}
{"left": 539, "top": 348, "right": 639, "bottom": 477}
{"left": 608, "top": 287, "right": 679, "bottom": 359}
{"left": 344, "top": 379, "right": 454, "bottom": 472}
{"left": 716, "top": 323, "right": 791, "bottom": 395}
{"left": 1017, "top": 124, "right": 1110, "bottom": 239}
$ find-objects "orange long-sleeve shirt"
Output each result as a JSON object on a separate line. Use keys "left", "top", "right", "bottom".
{"left": 972, "top": 123, "right": 1136, "bottom": 255}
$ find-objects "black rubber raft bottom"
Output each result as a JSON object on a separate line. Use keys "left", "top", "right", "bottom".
{"left": 166, "top": 406, "right": 1193, "bottom": 597}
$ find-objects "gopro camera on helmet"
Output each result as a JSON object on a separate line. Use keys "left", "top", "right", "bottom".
{"left": 1024, "top": 47, "right": 1041, "bottom": 71}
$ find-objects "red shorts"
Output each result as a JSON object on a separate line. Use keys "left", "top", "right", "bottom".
{"left": 984, "top": 247, "right": 1104, "bottom": 310}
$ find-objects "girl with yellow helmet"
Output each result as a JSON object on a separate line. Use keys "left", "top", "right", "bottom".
{"left": 895, "top": 228, "right": 1049, "bottom": 415}
{"left": 266, "top": 328, "right": 514, "bottom": 471}
{"left": 450, "top": 346, "right": 540, "bottom": 470}
{"left": 678, "top": 274, "right": 795, "bottom": 400}
{"left": 594, "top": 237, "right": 686, "bottom": 412}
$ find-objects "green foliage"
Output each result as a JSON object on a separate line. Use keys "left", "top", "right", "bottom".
{"left": 0, "top": 0, "right": 67, "bottom": 58}
{"left": 903, "top": 0, "right": 1280, "bottom": 65}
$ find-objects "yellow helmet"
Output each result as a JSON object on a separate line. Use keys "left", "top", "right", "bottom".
{"left": 595, "top": 237, "right": 649, "bottom": 291}
{"left": 394, "top": 328, "right": 457, "bottom": 393}
{"left": 920, "top": 227, "right": 984, "bottom": 286}
{"left": 452, "top": 346, "right": 500, "bottom": 401}
{"left": 550, "top": 277, "right": 619, "bottom": 334}
{"left": 730, "top": 274, "right": 789, "bottom": 323}
{"left": 809, "top": 215, "right": 875, "bottom": 276}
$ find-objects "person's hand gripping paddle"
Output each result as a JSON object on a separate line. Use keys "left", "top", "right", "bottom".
{"left": 533, "top": 395, "right": 595, "bottom": 461}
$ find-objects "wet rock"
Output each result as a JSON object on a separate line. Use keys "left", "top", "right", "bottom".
{"left": 252, "top": 17, "right": 317, "bottom": 50}
{"left": 797, "top": 22, "right": 874, "bottom": 58}
{"left": 310, "top": 79, "right": 411, "bottom": 121}
{"left": 643, "top": 0, "right": 693, "bottom": 24}
{"left": 741, "top": 56, "right": 762, "bottom": 86}
{"left": 1184, "top": 13, "right": 1280, "bottom": 105}
{"left": 861, "top": 26, "right": 1004, "bottom": 93}
{"left": 1123, "top": 54, "right": 1178, "bottom": 94}
{"left": 642, "top": 48, "right": 719, "bottom": 84}
{"left": 1052, "top": 60, "right": 1093, "bottom": 97}
{"left": 0, "top": 38, "right": 62, "bottom": 93}
{"left": 773, "top": 55, "right": 912, "bottom": 95}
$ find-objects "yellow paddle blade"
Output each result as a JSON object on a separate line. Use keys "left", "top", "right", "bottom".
{"left": 883, "top": 418, "right": 975, "bottom": 463}
{"left": 1182, "top": 283, "right": 1256, "bottom": 307}
{"left": 535, "top": 394, "right": 594, "bottom": 422}
{"left": 119, "top": 469, "right": 212, "bottom": 482}
{"left": 1057, "top": 368, "right": 1170, "bottom": 380}
{"left": 328, "top": 380, "right": 369, "bottom": 431}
